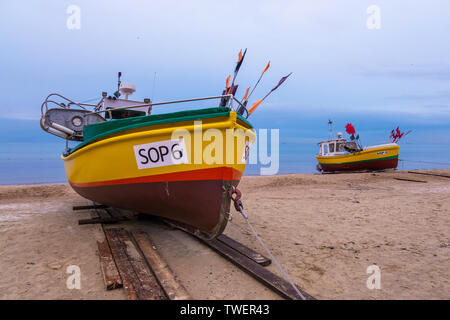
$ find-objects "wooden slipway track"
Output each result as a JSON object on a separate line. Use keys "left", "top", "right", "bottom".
{"left": 73, "top": 204, "right": 315, "bottom": 300}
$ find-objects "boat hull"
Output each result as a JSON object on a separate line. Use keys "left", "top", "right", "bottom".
{"left": 63, "top": 109, "right": 254, "bottom": 238}
{"left": 70, "top": 168, "right": 238, "bottom": 236}
{"left": 316, "top": 144, "right": 400, "bottom": 173}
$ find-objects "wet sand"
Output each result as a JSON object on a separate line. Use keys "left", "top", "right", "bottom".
{"left": 0, "top": 170, "right": 449, "bottom": 299}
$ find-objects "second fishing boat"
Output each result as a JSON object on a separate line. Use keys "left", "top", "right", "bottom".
{"left": 316, "top": 122, "right": 400, "bottom": 173}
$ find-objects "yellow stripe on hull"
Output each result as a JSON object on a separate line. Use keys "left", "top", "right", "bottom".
{"left": 316, "top": 144, "right": 399, "bottom": 165}
{"left": 62, "top": 111, "right": 255, "bottom": 185}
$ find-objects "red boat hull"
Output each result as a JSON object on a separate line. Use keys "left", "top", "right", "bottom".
{"left": 320, "top": 157, "right": 398, "bottom": 172}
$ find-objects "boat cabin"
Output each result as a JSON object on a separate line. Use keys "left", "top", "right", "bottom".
{"left": 318, "top": 133, "right": 360, "bottom": 156}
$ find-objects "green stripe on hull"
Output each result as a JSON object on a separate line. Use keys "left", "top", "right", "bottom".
{"left": 68, "top": 107, "right": 252, "bottom": 155}
{"left": 319, "top": 155, "right": 398, "bottom": 166}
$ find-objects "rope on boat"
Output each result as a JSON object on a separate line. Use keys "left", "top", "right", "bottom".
{"left": 229, "top": 187, "right": 306, "bottom": 300}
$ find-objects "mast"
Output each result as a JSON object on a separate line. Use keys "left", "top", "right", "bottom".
{"left": 328, "top": 119, "right": 333, "bottom": 140}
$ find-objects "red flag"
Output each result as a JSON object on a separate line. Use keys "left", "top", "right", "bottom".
{"left": 390, "top": 127, "right": 411, "bottom": 142}
{"left": 234, "top": 48, "right": 247, "bottom": 74}
{"left": 248, "top": 99, "right": 263, "bottom": 114}
{"left": 345, "top": 123, "right": 356, "bottom": 135}
{"left": 242, "top": 87, "right": 250, "bottom": 101}
{"left": 261, "top": 61, "right": 270, "bottom": 75}
{"left": 246, "top": 61, "right": 271, "bottom": 103}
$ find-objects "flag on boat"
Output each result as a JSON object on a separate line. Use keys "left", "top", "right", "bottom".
{"left": 390, "top": 126, "right": 411, "bottom": 143}
{"left": 345, "top": 123, "right": 356, "bottom": 135}
{"left": 234, "top": 49, "right": 247, "bottom": 74}
{"left": 271, "top": 72, "right": 292, "bottom": 92}
{"left": 261, "top": 61, "right": 270, "bottom": 75}
{"left": 248, "top": 72, "right": 292, "bottom": 115}
{"left": 248, "top": 99, "right": 262, "bottom": 114}
{"left": 242, "top": 87, "right": 250, "bottom": 102}
{"left": 245, "top": 61, "right": 271, "bottom": 105}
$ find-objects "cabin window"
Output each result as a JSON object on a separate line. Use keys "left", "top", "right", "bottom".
{"left": 329, "top": 143, "right": 335, "bottom": 153}
{"left": 323, "top": 144, "right": 328, "bottom": 154}
{"left": 336, "top": 143, "right": 342, "bottom": 152}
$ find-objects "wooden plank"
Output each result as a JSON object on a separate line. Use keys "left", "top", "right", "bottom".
{"left": 78, "top": 216, "right": 129, "bottom": 225}
{"left": 105, "top": 228, "right": 166, "bottom": 300}
{"left": 96, "top": 240, "right": 123, "bottom": 290}
{"left": 131, "top": 230, "right": 191, "bottom": 300}
{"left": 105, "top": 208, "right": 124, "bottom": 218}
{"left": 116, "top": 230, "right": 166, "bottom": 300}
{"left": 408, "top": 171, "right": 450, "bottom": 178}
{"left": 106, "top": 207, "right": 135, "bottom": 219}
{"left": 104, "top": 228, "right": 138, "bottom": 300}
{"left": 73, "top": 204, "right": 108, "bottom": 211}
{"left": 198, "top": 236, "right": 315, "bottom": 300}
{"left": 216, "top": 234, "right": 271, "bottom": 266}
{"left": 393, "top": 177, "right": 427, "bottom": 183}
{"left": 95, "top": 209, "right": 112, "bottom": 220}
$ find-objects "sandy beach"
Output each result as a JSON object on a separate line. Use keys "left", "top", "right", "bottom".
{"left": 0, "top": 170, "right": 449, "bottom": 300}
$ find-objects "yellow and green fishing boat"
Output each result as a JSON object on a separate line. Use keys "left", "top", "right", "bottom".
{"left": 316, "top": 123, "right": 400, "bottom": 173}
{"left": 40, "top": 76, "right": 255, "bottom": 238}
{"left": 39, "top": 50, "right": 293, "bottom": 238}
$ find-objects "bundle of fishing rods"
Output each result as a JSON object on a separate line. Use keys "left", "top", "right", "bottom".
{"left": 219, "top": 48, "right": 292, "bottom": 117}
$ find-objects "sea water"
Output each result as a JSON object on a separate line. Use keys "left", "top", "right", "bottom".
{"left": 1, "top": 116, "right": 449, "bottom": 184}
{"left": 1, "top": 140, "right": 449, "bottom": 185}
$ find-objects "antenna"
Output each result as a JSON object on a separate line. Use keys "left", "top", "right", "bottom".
{"left": 152, "top": 72, "right": 157, "bottom": 101}
{"left": 114, "top": 72, "right": 122, "bottom": 98}
{"left": 328, "top": 119, "right": 333, "bottom": 139}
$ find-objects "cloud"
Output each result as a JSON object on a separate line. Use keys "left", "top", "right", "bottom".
{"left": 385, "top": 90, "right": 450, "bottom": 101}
{"left": 0, "top": 113, "right": 40, "bottom": 121}
{"left": 360, "top": 64, "right": 450, "bottom": 81}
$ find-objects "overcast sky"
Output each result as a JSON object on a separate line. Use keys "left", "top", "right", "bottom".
{"left": 1, "top": 0, "right": 449, "bottom": 132}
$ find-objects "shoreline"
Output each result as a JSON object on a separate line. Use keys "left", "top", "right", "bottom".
{"left": 1, "top": 168, "right": 448, "bottom": 187}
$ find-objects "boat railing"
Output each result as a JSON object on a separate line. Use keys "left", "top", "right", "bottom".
{"left": 40, "top": 93, "right": 250, "bottom": 141}
{"left": 40, "top": 93, "right": 103, "bottom": 117}
{"left": 40, "top": 93, "right": 106, "bottom": 140}
{"left": 84, "top": 94, "right": 250, "bottom": 119}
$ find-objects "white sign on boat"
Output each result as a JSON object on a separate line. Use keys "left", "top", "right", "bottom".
{"left": 133, "top": 139, "right": 188, "bottom": 169}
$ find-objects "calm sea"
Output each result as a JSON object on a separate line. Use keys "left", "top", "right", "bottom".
{"left": 1, "top": 114, "right": 449, "bottom": 184}
{"left": 1, "top": 140, "right": 449, "bottom": 185}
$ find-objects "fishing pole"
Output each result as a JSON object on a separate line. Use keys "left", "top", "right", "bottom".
{"left": 225, "top": 75, "right": 231, "bottom": 93}
{"left": 151, "top": 71, "right": 157, "bottom": 101}
{"left": 227, "top": 48, "right": 247, "bottom": 95}
{"left": 237, "top": 60, "right": 270, "bottom": 116}
{"left": 236, "top": 87, "right": 250, "bottom": 116}
{"left": 247, "top": 72, "right": 292, "bottom": 115}
{"left": 244, "top": 61, "right": 270, "bottom": 104}
{"left": 242, "top": 87, "right": 250, "bottom": 102}
{"left": 219, "top": 75, "right": 232, "bottom": 107}
{"left": 220, "top": 49, "right": 246, "bottom": 107}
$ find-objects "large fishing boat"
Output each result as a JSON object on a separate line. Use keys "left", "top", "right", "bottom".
{"left": 40, "top": 75, "right": 255, "bottom": 238}
{"left": 316, "top": 122, "right": 400, "bottom": 173}
{"left": 39, "top": 50, "right": 292, "bottom": 238}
